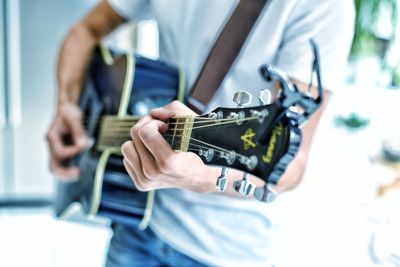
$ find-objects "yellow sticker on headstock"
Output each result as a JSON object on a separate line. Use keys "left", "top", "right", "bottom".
{"left": 262, "top": 123, "right": 283, "bottom": 163}
{"left": 241, "top": 128, "right": 256, "bottom": 150}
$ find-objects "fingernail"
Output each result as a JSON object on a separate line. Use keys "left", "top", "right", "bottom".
{"left": 77, "top": 138, "right": 87, "bottom": 146}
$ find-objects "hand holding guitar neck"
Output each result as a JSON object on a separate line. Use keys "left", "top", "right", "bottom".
{"left": 121, "top": 101, "right": 215, "bottom": 193}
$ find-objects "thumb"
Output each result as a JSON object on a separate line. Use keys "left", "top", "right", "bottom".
{"left": 64, "top": 111, "right": 87, "bottom": 149}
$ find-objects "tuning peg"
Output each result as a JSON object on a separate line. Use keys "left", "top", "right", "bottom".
{"left": 216, "top": 167, "right": 229, "bottom": 192}
{"left": 233, "top": 173, "right": 256, "bottom": 196}
{"left": 254, "top": 184, "right": 278, "bottom": 202}
{"left": 258, "top": 89, "right": 272, "bottom": 106}
{"left": 233, "top": 91, "right": 252, "bottom": 107}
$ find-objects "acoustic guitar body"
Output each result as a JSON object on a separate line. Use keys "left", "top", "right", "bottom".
{"left": 54, "top": 47, "right": 183, "bottom": 228}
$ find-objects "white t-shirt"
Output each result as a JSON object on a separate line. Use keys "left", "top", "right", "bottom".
{"left": 107, "top": 0, "right": 355, "bottom": 266}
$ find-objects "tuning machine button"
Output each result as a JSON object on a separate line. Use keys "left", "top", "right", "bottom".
{"left": 199, "top": 148, "right": 215, "bottom": 162}
{"left": 208, "top": 111, "right": 223, "bottom": 120}
{"left": 216, "top": 167, "right": 229, "bottom": 192}
{"left": 239, "top": 155, "right": 257, "bottom": 171}
{"left": 258, "top": 89, "right": 272, "bottom": 105}
{"left": 233, "top": 91, "right": 252, "bottom": 108}
{"left": 233, "top": 173, "right": 255, "bottom": 196}
{"left": 254, "top": 184, "right": 278, "bottom": 202}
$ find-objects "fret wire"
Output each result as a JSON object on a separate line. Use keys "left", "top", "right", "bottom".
{"left": 171, "top": 117, "right": 179, "bottom": 150}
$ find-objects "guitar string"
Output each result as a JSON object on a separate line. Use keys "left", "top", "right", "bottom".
{"left": 96, "top": 136, "right": 253, "bottom": 168}
{"left": 175, "top": 142, "right": 247, "bottom": 162}
{"left": 79, "top": 114, "right": 235, "bottom": 124}
{"left": 189, "top": 116, "right": 257, "bottom": 130}
{"left": 97, "top": 133, "right": 245, "bottom": 160}
{"left": 98, "top": 116, "right": 217, "bottom": 121}
{"left": 79, "top": 115, "right": 211, "bottom": 124}
{"left": 80, "top": 117, "right": 221, "bottom": 130}
{"left": 97, "top": 118, "right": 260, "bottom": 146}
{"left": 165, "top": 133, "right": 229, "bottom": 153}
{"left": 98, "top": 129, "right": 244, "bottom": 156}
{"left": 87, "top": 116, "right": 262, "bottom": 151}
{"left": 179, "top": 147, "right": 257, "bottom": 174}
{"left": 98, "top": 132, "right": 256, "bottom": 167}
{"left": 80, "top": 113, "right": 259, "bottom": 127}
{"left": 175, "top": 143, "right": 257, "bottom": 171}
{"left": 96, "top": 116, "right": 259, "bottom": 132}
{"left": 165, "top": 133, "right": 249, "bottom": 159}
{"left": 111, "top": 116, "right": 256, "bottom": 124}
{"left": 96, "top": 116, "right": 254, "bottom": 126}
{"left": 185, "top": 146, "right": 248, "bottom": 163}
{"left": 89, "top": 117, "right": 259, "bottom": 141}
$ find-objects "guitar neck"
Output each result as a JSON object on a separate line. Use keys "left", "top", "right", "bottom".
{"left": 96, "top": 116, "right": 138, "bottom": 151}
{"left": 94, "top": 104, "right": 295, "bottom": 186}
{"left": 96, "top": 115, "right": 194, "bottom": 152}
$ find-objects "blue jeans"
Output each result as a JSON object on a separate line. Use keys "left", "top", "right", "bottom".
{"left": 105, "top": 223, "right": 207, "bottom": 267}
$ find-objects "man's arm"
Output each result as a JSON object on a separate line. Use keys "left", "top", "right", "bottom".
{"left": 121, "top": 81, "right": 328, "bottom": 196}
{"left": 47, "top": 0, "right": 126, "bottom": 180}
{"left": 57, "top": 0, "right": 126, "bottom": 105}
{"left": 273, "top": 82, "right": 329, "bottom": 192}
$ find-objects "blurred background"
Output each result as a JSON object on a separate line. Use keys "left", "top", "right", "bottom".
{"left": 1, "top": 0, "right": 400, "bottom": 266}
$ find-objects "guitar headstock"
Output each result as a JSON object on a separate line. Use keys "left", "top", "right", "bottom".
{"left": 165, "top": 95, "right": 301, "bottom": 202}
{"left": 167, "top": 39, "right": 323, "bottom": 202}
{"left": 178, "top": 102, "right": 299, "bottom": 181}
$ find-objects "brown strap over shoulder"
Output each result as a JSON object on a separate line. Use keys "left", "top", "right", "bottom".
{"left": 187, "top": 0, "right": 269, "bottom": 114}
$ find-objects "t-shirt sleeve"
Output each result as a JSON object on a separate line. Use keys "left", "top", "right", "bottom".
{"left": 275, "top": 0, "right": 355, "bottom": 90}
{"left": 107, "top": 0, "right": 151, "bottom": 21}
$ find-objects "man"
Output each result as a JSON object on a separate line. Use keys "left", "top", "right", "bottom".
{"left": 47, "top": 0, "right": 355, "bottom": 266}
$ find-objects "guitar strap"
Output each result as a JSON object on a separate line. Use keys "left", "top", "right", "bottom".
{"left": 187, "top": 0, "right": 270, "bottom": 114}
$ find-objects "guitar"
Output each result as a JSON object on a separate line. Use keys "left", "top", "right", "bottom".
{"left": 55, "top": 40, "right": 324, "bottom": 228}
{"left": 55, "top": 47, "right": 185, "bottom": 228}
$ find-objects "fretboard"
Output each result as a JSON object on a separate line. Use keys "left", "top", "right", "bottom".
{"left": 96, "top": 116, "right": 139, "bottom": 150}
{"left": 96, "top": 115, "right": 194, "bottom": 152}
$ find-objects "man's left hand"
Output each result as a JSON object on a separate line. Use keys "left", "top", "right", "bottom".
{"left": 121, "top": 101, "right": 214, "bottom": 192}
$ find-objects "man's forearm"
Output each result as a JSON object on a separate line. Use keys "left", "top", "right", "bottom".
{"left": 57, "top": 23, "right": 98, "bottom": 106}
{"left": 56, "top": 0, "right": 126, "bottom": 107}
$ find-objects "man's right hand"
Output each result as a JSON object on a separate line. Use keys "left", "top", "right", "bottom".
{"left": 46, "top": 102, "right": 87, "bottom": 181}
{"left": 47, "top": 1, "right": 125, "bottom": 181}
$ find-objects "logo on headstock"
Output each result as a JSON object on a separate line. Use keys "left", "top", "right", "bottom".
{"left": 262, "top": 123, "right": 283, "bottom": 163}
{"left": 241, "top": 128, "right": 256, "bottom": 150}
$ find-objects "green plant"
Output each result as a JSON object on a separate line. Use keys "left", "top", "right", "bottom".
{"left": 335, "top": 113, "right": 370, "bottom": 131}
{"left": 351, "top": 0, "right": 397, "bottom": 58}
